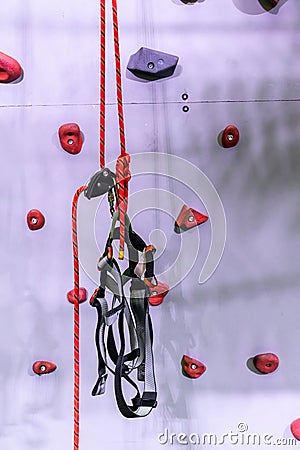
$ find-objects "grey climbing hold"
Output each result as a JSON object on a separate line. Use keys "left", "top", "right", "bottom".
{"left": 127, "top": 47, "right": 179, "bottom": 81}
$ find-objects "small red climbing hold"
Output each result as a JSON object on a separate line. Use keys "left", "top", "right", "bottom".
{"left": 58, "top": 123, "right": 83, "bottom": 155}
{"left": 268, "top": 0, "right": 279, "bottom": 5}
{"left": 290, "top": 418, "right": 300, "bottom": 441}
{"left": 0, "top": 51, "right": 23, "bottom": 83}
{"left": 174, "top": 204, "right": 208, "bottom": 234}
{"left": 181, "top": 355, "right": 206, "bottom": 379}
{"left": 67, "top": 287, "right": 88, "bottom": 304}
{"left": 253, "top": 353, "right": 279, "bottom": 374}
{"left": 27, "top": 209, "right": 45, "bottom": 231}
{"left": 32, "top": 361, "right": 57, "bottom": 375}
{"left": 221, "top": 125, "right": 240, "bottom": 148}
{"left": 148, "top": 281, "right": 169, "bottom": 306}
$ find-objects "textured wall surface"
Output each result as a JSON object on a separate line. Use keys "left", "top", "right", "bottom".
{"left": 0, "top": 0, "right": 300, "bottom": 449}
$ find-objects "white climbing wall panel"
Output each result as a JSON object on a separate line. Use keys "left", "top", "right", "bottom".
{"left": 0, "top": 0, "right": 300, "bottom": 449}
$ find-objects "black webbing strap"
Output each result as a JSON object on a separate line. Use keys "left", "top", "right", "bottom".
{"left": 90, "top": 291, "right": 108, "bottom": 396}
{"left": 91, "top": 219, "right": 158, "bottom": 417}
{"left": 130, "top": 280, "right": 147, "bottom": 382}
{"left": 105, "top": 212, "right": 155, "bottom": 280}
{"left": 111, "top": 272, "right": 156, "bottom": 418}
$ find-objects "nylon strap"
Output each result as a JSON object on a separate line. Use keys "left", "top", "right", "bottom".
{"left": 100, "top": 0, "right": 129, "bottom": 258}
{"left": 91, "top": 217, "right": 157, "bottom": 418}
{"left": 92, "top": 259, "right": 157, "bottom": 418}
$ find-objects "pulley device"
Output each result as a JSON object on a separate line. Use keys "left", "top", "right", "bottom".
{"left": 70, "top": 1, "right": 169, "bottom": 449}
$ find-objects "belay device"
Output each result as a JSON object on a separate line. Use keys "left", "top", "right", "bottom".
{"left": 70, "top": 1, "right": 169, "bottom": 449}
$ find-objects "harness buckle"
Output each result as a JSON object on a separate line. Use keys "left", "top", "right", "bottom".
{"left": 132, "top": 391, "right": 158, "bottom": 408}
{"left": 121, "top": 364, "right": 131, "bottom": 376}
{"left": 107, "top": 245, "right": 113, "bottom": 260}
{"left": 108, "top": 190, "right": 115, "bottom": 217}
{"left": 134, "top": 245, "right": 156, "bottom": 278}
{"left": 89, "top": 287, "right": 106, "bottom": 306}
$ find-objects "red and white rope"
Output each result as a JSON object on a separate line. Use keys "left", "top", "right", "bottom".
{"left": 72, "top": 185, "right": 87, "bottom": 450}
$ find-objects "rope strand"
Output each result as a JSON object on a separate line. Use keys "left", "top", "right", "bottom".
{"left": 72, "top": 185, "right": 87, "bottom": 450}
{"left": 112, "top": 0, "right": 126, "bottom": 156}
{"left": 112, "top": 0, "right": 129, "bottom": 259}
{"left": 71, "top": 2, "right": 129, "bottom": 445}
{"left": 100, "top": 0, "right": 106, "bottom": 169}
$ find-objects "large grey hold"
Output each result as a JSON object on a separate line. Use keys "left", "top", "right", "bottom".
{"left": 127, "top": 47, "right": 179, "bottom": 81}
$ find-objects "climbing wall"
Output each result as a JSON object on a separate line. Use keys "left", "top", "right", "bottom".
{"left": 1, "top": 0, "right": 300, "bottom": 449}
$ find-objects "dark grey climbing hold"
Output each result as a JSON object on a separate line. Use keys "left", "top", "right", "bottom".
{"left": 127, "top": 47, "right": 179, "bottom": 81}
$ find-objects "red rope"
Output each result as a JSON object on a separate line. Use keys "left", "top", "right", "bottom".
{"left": 72, "top": 185, "right": 87, "bottom": 450}
{"left": 111, "top": 0, "right": 126, "bottom": 156}
{"left": 116, "top": 153, "right": 130, "bottom": 259}
{"left": 71, "top": 3, "right": 129, "bottom": 447}
{"left": 112, "top": 0, "right": 129, "bottom": 259}
{"left": 100, "top": 0, "right": 106, "bottom": 169}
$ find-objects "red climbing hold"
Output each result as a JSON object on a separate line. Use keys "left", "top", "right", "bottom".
{"left": 27, "top": 209, "right": 45, "bottom": 231}
{"left": 0, "top": 51, "right": 22, "bottom": 83}
{"left": 181, "top": 355, "right": 206, "bottom": 379}
{"left": 290, "top": 419, "right": 300, "bottom": 441}
{"left": 253, "top": 353, "right": 279, "bottom": 374}
{"left": 148, "top": 281, "right": 169, "bottom": 306}
{"left": 58, "top": 123, "right": 83, "bottom": 155}
{"left": 221, "top": 125, "right": 240, "bottom": 148}
{"left": 67, "top": 287, "right": 88, "bottom": 304}
{"left": 32, "top": 361, "right": 57, "bottom": 375}
{"left": 174, "top": 204, "right": 208, "bottom": 234}
{"left": 268, "top": 0, "right": 279, "bottom": 5}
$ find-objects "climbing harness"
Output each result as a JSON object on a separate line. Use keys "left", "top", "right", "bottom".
{"left": 89, "top": 209, "right": 159, "bottom": 418}
{"left": 71, "top": 1, "right": 169, "bottom": 449}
